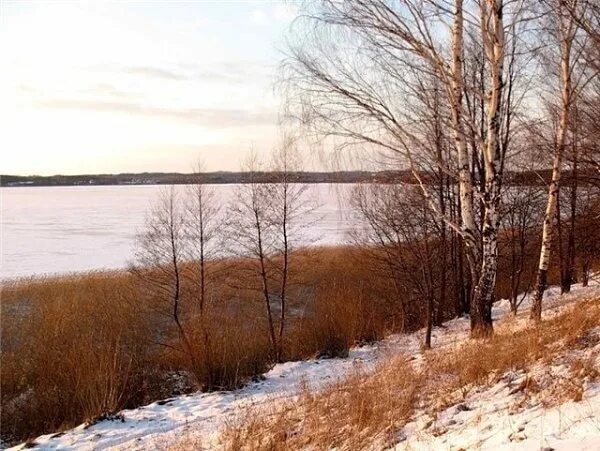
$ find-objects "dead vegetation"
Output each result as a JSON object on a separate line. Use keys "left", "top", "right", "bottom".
{"left": 0, "top": 244, "right": 594, "bottom": 445}
{"left": 0, "top": 247, "right": 396, "bottom": 444}
{"left": 215, "top": 297, "right": 600, "bottom": 451}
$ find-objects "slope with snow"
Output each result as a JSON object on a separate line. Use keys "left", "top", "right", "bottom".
{"left": 397, "top": 329, "right": 600, "bottom": 450}
{"left": 9, "top": 281, "right": 600, "bottom": 450}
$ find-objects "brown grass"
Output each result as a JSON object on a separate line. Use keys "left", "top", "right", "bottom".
{"left": 216, "top": 297, "right": 600, "bottom": 451}
{"left": 0, "top": 247, "right": 399, "bottom": 444}
{"left": 1, "top": 272, "right": 150, "bottom": 441}
{"left": 221, "top": 357, "right": 419, "bottom": 450}
{"left": 1, "top": 244, "right": 596, "bottom": 445}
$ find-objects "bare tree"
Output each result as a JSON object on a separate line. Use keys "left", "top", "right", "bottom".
{"left": 500, "top": 183, "right": 544, "bottom": 314}
{"left": 227, "top": 153, "right": 279, "bottom": 360}
{"left": 184, "top": 161, "right": 221, "bottom": 388}
{"left": 283, "top": 0, "right": 529, "bottom": 336}
{"left": 227, "top": 146, "right": 314, "bottom": 363}
{"left": 131, "top": 186, "right": 197, "bottom": 372}
{"left": 531, "top": 0, "right": 582, "bottom": 321}
{"left": 268, "top": 139, "right": 312, "bottom": 362}
{"left": 352, "top": 183, "right": 446, "bottom": 348}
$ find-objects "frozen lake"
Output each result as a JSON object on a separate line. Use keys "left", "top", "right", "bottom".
{"left": 1, "top": 184, "right": 355, "bottom": 279}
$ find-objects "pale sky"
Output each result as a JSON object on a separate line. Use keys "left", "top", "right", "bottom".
{"left": 0, "top": 1, "right": 299, "bottom": 175}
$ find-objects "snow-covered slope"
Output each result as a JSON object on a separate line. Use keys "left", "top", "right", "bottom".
{"left": 397, "top": 328, "right": 600, "bottom": 450}
{"left": 10, "top": 281, "right": 600, "bottom": 450}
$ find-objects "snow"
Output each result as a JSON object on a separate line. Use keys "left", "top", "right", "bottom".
{"left": 7, "top": 280, "right": 600, "bottom": 450}
{"left": 1, "top": 184, "right": 355, "bottom": 279}
{"left": 396, "top": 331, "right": 600, "bottom": 450}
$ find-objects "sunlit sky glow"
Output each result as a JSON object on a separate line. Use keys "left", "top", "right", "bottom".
{"left": 1, "top": 1, "right": 298, "bottom": 175}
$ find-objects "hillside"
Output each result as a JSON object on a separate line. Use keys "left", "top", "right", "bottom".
{"left": 9, "top": 280, "right": 600, "bottom": 450}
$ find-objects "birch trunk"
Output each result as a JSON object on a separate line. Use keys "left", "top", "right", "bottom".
{"left": 451, "top": 0, "right": 478, "bottom": 255}
{"left": 450, "top": 0, "right": 493, "bottom": 335}
{"left": 531, "top": 3, "right": 574, "bottom": 321}
{"left": 469, "top": 0, "right": 505, "bottom": 337}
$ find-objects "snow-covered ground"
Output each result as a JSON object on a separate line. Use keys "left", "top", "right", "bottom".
{"left": 9, "top": 280, "right": 600, "bottom": 450}
{"left": 397, "top": 327, "right": 600, "bottom": 451}
{"left": 1, "top": 184, "right": 354, "bottom": 279}
{"left": 397, "top": 346, "right": 600, "bottom": 451}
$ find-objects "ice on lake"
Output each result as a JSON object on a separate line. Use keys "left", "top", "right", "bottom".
{"left": 1, "top": 184, "right": 355, "bottom": 279}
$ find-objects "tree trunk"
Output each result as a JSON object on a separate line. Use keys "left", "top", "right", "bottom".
{"left": 469, "top": 0, "right": 504, "bottom": 338}
{"left": 565, "top": 136, "right": 578, "bottom": 292}
{"left": 470, "top": 211, "right": 497, "bottom": 337}
{"left": 556, "top": 186, "right": 567, "bottom": 293}
{"left": 451, "top": 0, "right": 478, "bottom": 257}
{"left": 531, "top": 7, "right": 573, "bottom": 321}
{"left": 424, "top": 293, "right": 433, "bottom": 349}
{"left": 255, "top": 207, "right": 277, "bottom": 359}
{"left": 277, "top": 182, "right": 289, "bottom": 363}
{"left": 581, "top": 261, "right": 590, "bottom": 287}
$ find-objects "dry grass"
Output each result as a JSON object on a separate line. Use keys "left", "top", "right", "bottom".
{"left": 1, "top": 273, "right": 150, "bottom": 441}
{"left": 221, "top": 357, "right": 418, "bottom": 451}
{"left": 0, "top": 247, "right": 399, "bottom": 444}
{"left": 215, "top": 297, "right": 600, "bottom": 451}
{"left": 1, "top": 243, "right": 595, "bottom": 445}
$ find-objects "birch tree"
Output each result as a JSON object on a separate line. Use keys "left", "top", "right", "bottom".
{"left": 227, "top": 149, "right": 312, "bottom": 362}
{"left": 283, "top": 0, "right": 526, "bottom": 336}
{"left": 268, "top": 140, "right": 312, "bottom": 362}
{"left": 227, "top": 154, "right": 279, "bottom": 359}
{"left": 531, "top": 0, "right": 579, "bottom": 321}
{"left": 132, "top": 186, "right": 198, "bottom": 374}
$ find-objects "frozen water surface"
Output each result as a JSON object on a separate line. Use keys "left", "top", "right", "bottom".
{"left": 1, "top": 184, "right": 355, "bottom": 279}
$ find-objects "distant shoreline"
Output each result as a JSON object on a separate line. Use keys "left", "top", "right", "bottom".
{"left": 0, "top": 169, "right": 583, "bottom": 187}
{"left": 1, "top": 171, "right": 405, "bottom": 187}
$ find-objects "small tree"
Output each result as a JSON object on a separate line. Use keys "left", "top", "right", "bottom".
{"left": 131, "top": 186, "right": 197, "bottom": 374}
{"left": 227, "top": 153, "right": 279, "bottom": 361}
{"left": 227, "top": 147, "right": 313, "bottom": 363}
{"left": 268, "top": 140, "right": 312, "bottom": 361}
{"left": 351, "top": 183, "right": 444, "bottom": 348}
{"left": 184, "top": 161, "right": 221, "bottom": 389}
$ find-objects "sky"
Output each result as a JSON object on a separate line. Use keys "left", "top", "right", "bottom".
{"left": 0, "top": 1, "right": 299, "bottom": 175}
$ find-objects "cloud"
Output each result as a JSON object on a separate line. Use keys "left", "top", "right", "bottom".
{"left": 38, "top": 98, "right": 276, "bottom": 128}
{"left": 124, "top": 66, "right": 187, "bottom": 80}
{"left": 191, "top": 62, "right": 270, "bottom": 84}
{"left": 86, "top": 62, "right": 270, "bottom": 85}
{"left": 84, "top": 83, "right": 141, "bottom": 99}
{"left": 123, "top": 62, "right": 271, "bottom": 84}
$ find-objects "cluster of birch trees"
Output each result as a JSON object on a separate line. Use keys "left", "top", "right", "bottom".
{"left": 284, "top": 0, "right": 600, "bottom": 337}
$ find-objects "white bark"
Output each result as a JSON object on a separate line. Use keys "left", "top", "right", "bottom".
{"left": 531, "top": 1, "right": 575, "bottom": 321}
{"left": 451, "top": 0, "right": 478, "bottom": 254}
{"left": 469, "top": 0, "right": 506, "bottom": 336}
